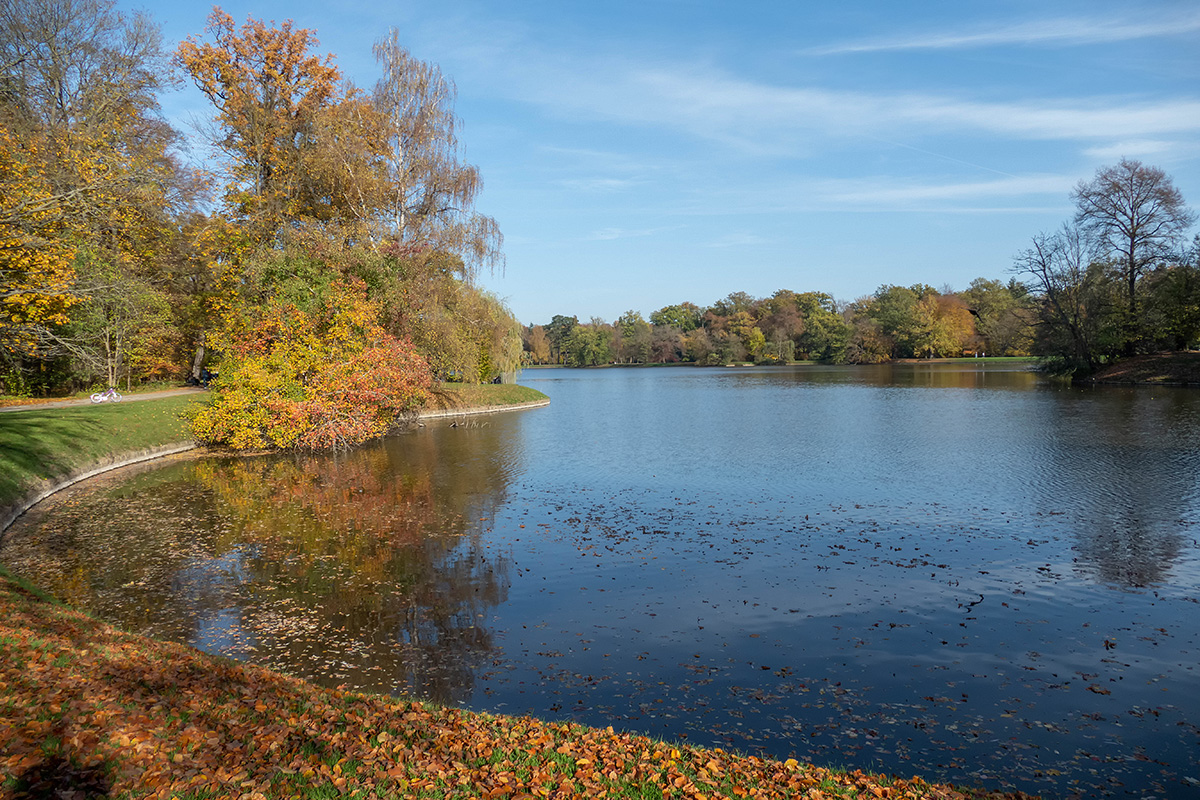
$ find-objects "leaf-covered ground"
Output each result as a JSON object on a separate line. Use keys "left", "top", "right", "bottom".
{"left": 0, "top": 568, "right": 1037, "bottom": 800}
{"left": 1086, "top": 351, "right": 1200, "bottom": 385}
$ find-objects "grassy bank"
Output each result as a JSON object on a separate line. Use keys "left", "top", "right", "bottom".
{"left": 428, "top": 382, "right": 549, "bottom": 410}
{"left": 0, "top": 384, "right": 548, "bottom": 514}
{"left": 0, "top": 395, "right": 199, "bottom": 512}
{"left": 0, "top": 566, "right": 1033, "bottom": 800}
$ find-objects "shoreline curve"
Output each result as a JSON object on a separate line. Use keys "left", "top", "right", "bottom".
{"left": 0, "top": 398, "right": 550, "bottom": 534}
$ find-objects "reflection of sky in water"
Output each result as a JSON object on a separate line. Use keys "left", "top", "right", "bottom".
{"left": 194, "top": 607, "right": 246, "bottom": 653}
{"left": 173, "top": 546, "right": 260, "bottom": 657}
{"left": 5, "top": 364, "right": 1200, "bottom": 799}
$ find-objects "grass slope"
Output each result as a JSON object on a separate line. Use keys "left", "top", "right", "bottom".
{"left": 0, "top": 395, "right": 199, "bottom": 512}
{"left": 428, "top": 383, "right": 549, "bottom": 410}
{"left": 0, "top": 568, "right": 1034, "bottom": 800}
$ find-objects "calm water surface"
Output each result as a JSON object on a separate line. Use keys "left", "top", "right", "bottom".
{"left": 5, "top": 363, "right": 1200, "bottom": 798}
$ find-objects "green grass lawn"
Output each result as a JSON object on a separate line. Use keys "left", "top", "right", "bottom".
{"left": 0, "top": 395, "right": 200, "bottom": 511}
{"left": 431, "top": 382, "right": 549, "bottom": 409}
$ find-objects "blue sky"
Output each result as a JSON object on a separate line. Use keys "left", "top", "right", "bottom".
{"left": 144, "top": 0, "right": 1200, "bottom": 324}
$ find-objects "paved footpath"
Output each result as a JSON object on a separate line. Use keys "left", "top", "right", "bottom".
{"left": 0, "top": 387, "right": 207, "bottom": 413}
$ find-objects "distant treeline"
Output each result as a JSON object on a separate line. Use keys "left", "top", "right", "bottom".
{"left": 524, "top": 281, "right": 1031, "bottom": 367}
{"left": 527, "top": 160, "right": 1197, "bottom": 375}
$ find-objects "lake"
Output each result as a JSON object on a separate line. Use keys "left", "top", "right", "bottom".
{"left": 4, "top": 362, "right": 1199, "bottom": 798}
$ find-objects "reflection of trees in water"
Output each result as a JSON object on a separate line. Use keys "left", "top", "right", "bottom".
{"left": 1035, "top": 390, "right": 1200, "bottom": 587}
{"left": 2, "top": 422, "right": 519, "bottom": 703}
{"left": 0, "top": 462, "right": 228, "bottom": 627}
{"left": 1073, "top": 513, "right": 1186, "bottom": 587}
{"left": 184, "top": 430, "right": 515, "bottom": 702}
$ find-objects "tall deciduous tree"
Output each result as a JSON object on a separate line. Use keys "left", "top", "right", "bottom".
{"left": 615, "top": 310, "right": 651, "bottom": 363}
{"left": 523, "top": 324, "right": 550, "bottom": 364}
{"left": 1014, "top": 224, "right": 1123, "bottom": 373}
{"left": 176, "top": 8, "right": 341, "bottom": 241}
{"left": 62, "top": 249, "right": 175, "bottom": 388}
{"left": 0, "top": 123, "right": 78, "bottom": 356}
{"left": 371, "top": 30, "right": 502, "bottom": 278}
{"left": 650, "top": 302, "right": 702, "bottom": 332}
{"left": 1072, "top": 159, "right": 1195, "bottom": 329}
{"left": 2, "top": 0, "right": 189, "bottom": 367}
{"left": 960, "top": 277, "right": 1035, "bottom": 356}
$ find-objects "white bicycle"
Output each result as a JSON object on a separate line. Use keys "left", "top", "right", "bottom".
{"left": 90, "top": 387, "right": 123, "bottom": 403}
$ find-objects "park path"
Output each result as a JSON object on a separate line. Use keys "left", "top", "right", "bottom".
{"left": 0, "top": 387, "right": 207, "bottom": 413}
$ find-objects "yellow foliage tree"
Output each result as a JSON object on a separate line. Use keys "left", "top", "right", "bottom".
{"left": 0, "top": 123, "right": 79, "bottom": 356}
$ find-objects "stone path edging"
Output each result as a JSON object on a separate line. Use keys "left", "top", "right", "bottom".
{"left": 417, "top": 398, "right": 550, "bottom": 420}
{"left": 1, "top": 443, "right": 198, "bottom": 533}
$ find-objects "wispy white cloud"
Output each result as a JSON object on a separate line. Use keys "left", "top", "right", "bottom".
{"left": 815, "top": 174, "right": 1074, "bottom": 207}
{"left": 586, "top": 225, "right": 682, "bottom": 241}
{"left": 659, "top": 172, "right": 1076, "bottom": 219}
{"left": 1082, "top": 139, "right": 1178, "bottom": 160}
{"left": 559, "top": 177, "right": 644, "bottom": 192}
{"left": 496, "top": 60, "right": 1200, "bottom": 154}
{"left": 413, "top": 9, "right": 1200, "bottom": 157}
{"left": 805, "top": 12, "right": 1200, "bottom": 55}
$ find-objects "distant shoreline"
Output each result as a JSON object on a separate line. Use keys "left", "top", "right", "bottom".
{"left": 524, "top": 356, "right": 1035, "bottom": 369}
{"left": 1083, "top": 351, "right": 1200, "bottom": 386}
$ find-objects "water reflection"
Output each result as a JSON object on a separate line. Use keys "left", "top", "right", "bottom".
{"left": 3, "top": 420, "right": 521, "bottom": 702}
{"left": 1026, "top": 388, "right": 1200, "bottom": 588}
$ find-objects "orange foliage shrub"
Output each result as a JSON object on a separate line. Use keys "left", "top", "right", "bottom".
{"left": 190, "top": 279, "right": 432, "bottom": 450}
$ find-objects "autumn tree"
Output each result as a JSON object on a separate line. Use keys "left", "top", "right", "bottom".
{"left": 1, "top": 0, "right": 185, "bottom": 252}
{"left": 960, "top": 277, "right": 1035, "bottom": 355}
{"left": 842, "top": 300, "right": 891, "bottom": 364}
{"left": 759, "top": 290, "right": 803, "bottom": 362}
{"left": 615, "top": 310, "right": 651, "bottom": 363}
{"left": 191, "top": 275, "right": 433, "bottom": 450}
{"left": 523, "top": 324, "right": 550, "bottom": 364}
{"left": 60, "top": 249, "right": 176, "bottom": 387}
{"left": 865, "top": 285, "right": 921, "bottom": 358}
{"left": 0, "top": 123, "right": 78, "bottom": 357}
{"left": 917, "top": 292, "right": 976, "bottom": 358}
{"left": 1141, "top": 258, "right": 1200, "bottom": 351}
{"left": 544, "top": 314, "right": 578, "bottom": 364}
{"left": 683, "top": 326, "right": 714, "bottom": 364}
{"left": 1073, "top": 159, "right": 1195, "bottom": 342}
{"left": 650, "top": 302, "right": 702, "bottom": 332}
{"left": 563, "top": 319, "right": 612, "bottom": 367}
{"left": 793, "top": 292, "right": 847, "bottom": 361}
{"left": 176, "top": 8, "right": 341, "bottom": 242}
{"left": 369, "top": 30, "right": 502, "bottom": 277}
{"left": 650, "top": 324, "right": 684, "bottom": 362}
{"left": 2, "top": 0, "right": 192, "bottom": 381}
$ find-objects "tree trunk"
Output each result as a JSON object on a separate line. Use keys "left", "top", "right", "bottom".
{"left": 191, "top": 334, "right": 207, "bottom": 381}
